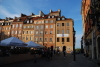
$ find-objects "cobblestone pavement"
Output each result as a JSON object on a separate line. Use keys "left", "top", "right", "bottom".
{"left": 0, "top": 53, "right": 100, "bottom": 67}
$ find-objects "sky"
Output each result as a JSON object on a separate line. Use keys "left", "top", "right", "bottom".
{"left": 0, "top": 0, "right": 83, "bottom": 48}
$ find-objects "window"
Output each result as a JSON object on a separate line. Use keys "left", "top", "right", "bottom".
{"left": 20, "top": 24, "right": 22, "bottom": 27}
{"left": 45, "top": 25, "right": 48, "bottom": 28}
{"left": 67, "top": 38, "right": 70, "bottom": 42}
{"left": 12, "top": 25, "right": 15, "bottom": 28}
{"left": 40, "top": 38, "right": 43, "bottom": 41}
{"left": 24, "top": 26, "right": 26, "bottom": 28}
{"left": 12, "top": 31, "right": 14, "bottom": 34}
{"left": 32, "top": 26, "right": 34, "bottom": 28}
{"left": 36, "top": 26, "right": 39, "bottom": 29}
{"left": 36, "top": 22, "right": 38, "bottom": 24}
{"left": 28, "top": 26, "right": 30, "bottom": 28}
{"left": 26, "top": 36, "right": 28, "bottom": 40}
{"left": 62, "top": 38, "right": 64, "bottom": 42}
{"left": 19, "top": 31, "right": 21, "bottom": 34}
{"left": 62, "top": 18, "right": 65, "bottom": 20}
{"left": 41, "top": 26, "right": 43, "bottom": 29}
{"left": 52, "top": 16, "right": 54, "bottom": 18}
{"left": 66, "top": 23, "right": 70, "bottom": 26}
{"left": 45, "top": 20, "right": 48, "bottom": 23}
{"left": 16, "top": 24, "right": 18, "bottom": 28}
{"left": 66, "top": 30, "right": 70, "bottom": 34}
{"left": 45, "top": 38, "right": 47, "bottom": 42}
{"left": 57, "top": 30, "right": 60, "bottom": 34}
{"left": 57, "top": 23, "right": 60, "bottom": 26}
{"left": 36, "top": 31, "right": 38, "bottom": 34}
{"left": 30, "top": 31, "right": 33, "bottom": 34}
{"left": 8, "top": 32, "right": 10, "bottom": 34}
{"left": 50, "top": 31, "right": 52, "bottom": 34}
{"left": 62, "top": 23, "right": 64, "bottom": 26}
{"left": 50, "top": 38, "right": 52, "bottom": 42}
{"left": 45, "top": 31, "right": 48, "bottom": 34}
{"left": 30, "top": 20, "right": 32, "bottom": 23}
{"left": 62, "top": 30, "right": 64, "bottom": 34}
{"left": 27, "top": 20, "right": 29, "bottom": 23}
{"left": 15, "top": 31, "right": 17, "bottom": 34}
{"left": 58, "top": 18, "right": 60, "bottom": 20}
{"left": 50, "top": 20, "right": 53, "bottom": 23}
{"left": 57, "top": 38, "right": 59, "bottom": 42}
{"left": 30, "top": 37, "right": 32, "bottom": 40}
{"left": 50, "top": 25, "right": 53, "bottom": 28}
{"left": 40, "top": 31, "right": 43, "bottom": 34}
{"left": 48, "top": 16, "right": 50, "bottom": 18}
{"left": 35, "top": 38, "right": 38, "bottom": 41}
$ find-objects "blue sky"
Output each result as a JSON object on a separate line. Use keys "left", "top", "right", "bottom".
{"left": 0, "top": 0, "right": 82, "bottom": 48}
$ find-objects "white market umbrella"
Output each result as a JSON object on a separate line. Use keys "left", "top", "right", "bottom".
{"left": 26, "top": 41, "right": 44, "bottom": 48}
{"left": 0, "top": 37, "right": 27, "bottom": 47}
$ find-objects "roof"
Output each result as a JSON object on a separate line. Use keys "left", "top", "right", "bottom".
{"left": 51, "top": 11, "right": 59, "bottom": 13}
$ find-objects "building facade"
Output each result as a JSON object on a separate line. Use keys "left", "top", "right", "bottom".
{"left": 0, "top": 9, "right": 74, "bottom": 53}
{"left": 81, "top": 0, "right": 100, "bottom": 60}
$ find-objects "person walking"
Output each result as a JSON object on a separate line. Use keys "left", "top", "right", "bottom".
{"left": 63, "top": 50, "right": 66, "bottom": 58}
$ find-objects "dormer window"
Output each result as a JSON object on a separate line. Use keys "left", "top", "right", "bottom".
{"left": 48, "top": 16, "right": 50, "bottom": 18}
{"left": 52, "top": 16, "right": 54, "bottom": 18}
{"left": 27, "top": 20, "right": 29, "bottom": 23}
{"left": 17, "top": 19, "right": 20, "bottom": 21}
{"left": 42, "top": 15, "right": 44, "bottom": 17}
{"left": 8, "top": 23, "right": 9, "bottom": 25}
{"left": 30, "top": 20, "right": 32, "bottom": 23}
{"left": 62, "top": 18, "right": 65, "bottom": 20}
{"left": 2, "top": 23, "right": 3, "bottom": 25}
{"left": 58, "top": 18, "right": 60, "bottom": 20}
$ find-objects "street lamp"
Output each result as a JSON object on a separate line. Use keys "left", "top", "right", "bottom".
{"left": 73, "top": 30, "right": 76, "bottom": 61}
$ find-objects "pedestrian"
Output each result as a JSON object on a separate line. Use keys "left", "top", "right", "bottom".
{"left": 34, "top": 50, "right": 37, "bottom": 63}
{"left": 63, "top": 50, "right": 66, "bottom": 58}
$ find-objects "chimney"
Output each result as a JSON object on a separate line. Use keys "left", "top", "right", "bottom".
{"left": 58, "top": 9, "right": 61, "bottom": 12}
{"left": 50, "top": 9, "right": 52, "bottom": 13}
{"left": 14, "top": 16, "right": 17, "bottom": 19}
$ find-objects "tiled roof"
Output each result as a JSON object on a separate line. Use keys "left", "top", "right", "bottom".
{"left": 13, "top": 17, "right": 27, "bottom": 22}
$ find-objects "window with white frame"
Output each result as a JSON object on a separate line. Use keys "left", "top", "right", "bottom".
{"left": 36, "top": 22, "right": 38, "bottom": 24}
{"left": 66, "top": 30, "right": 70, "bottom": 34}
{"left": 24, "top": 26, "right": 26, "bottom": 28}
{"left": 12, "top": 31, "right": 14, "bottom": 34}
{"left": 52, "top": 16, "right": 54, "bottom": 18}
{"left": 50, "top": 25, "right": 53, "bottom": 28}
{"left": 20, "top": 24, "right": 22, "bottom": 27}
{"left": 8, "top": 32, "right": 10, "bottom": 34}
{"left": 30, "top": 37, "right": 32, "bottom": 40}
{"left": 66, "top": 23, "right": 70, "bottom": 26}
{"left": 57, "top": 23, "right": 60, "bottom": 26}
{"left": 50, "top": 38, "right": 52, "bottom": 42}
{"left": 40, "top": 31, "right": 43, "bottom": 34}
{"left": 32, "top": 25, "right": 34, "bottom": 28}
{"left": 62, "top": 18, "right": 65, "bottom": 20}
{"left": 30, "top": 31, "right": 33, "bottom": 34}
{"left": 50, "top": 20, "right": 53, "bottom": 23}
{"left": 28, "top": 26, "right": 30, "bottom": 28}
{"left": 27, "top": 20, "right": 29, "bottom": 23}
{"left": 36, "top": 26, "right": 39, "bottom": 29}
{"left": 50, "top": 31, "right": 52, "bottom": 34}
{"left": 19, "top": 30, "right": 21, "bottom": 34}
{"left": 45, "top": 20, "right": 48, "bottom": 23}
{"left": 45, "top": 25, "right": 48, "bottom": 28}
{"left": 30, "top": 20, "right": 32, "bottom": 23}
{"left": 26, "top": 36, "right": 28, "bottom": 40}
{"left": 15, "top": 31, "right": 17, "bottom": 34}
{"left": 36, "top": 31, "right": 38, "bottom": 34}
{"left": 35, "top": 38, "right": 38, "bottom": 41}
{"left": 12, "top": 25, "right": 15, "bottom": 28}
{"left": 16, "top": 24, "right": 18, "bottom": 28}
{"left": 58, "top": 18, "right": 60, "bottom": 20}
{"left": 62, "top": 30, "right": 64, "bottom": 34}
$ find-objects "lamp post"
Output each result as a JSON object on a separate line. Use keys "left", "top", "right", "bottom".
{"left": 73, "top": 30, "right": 76, "bottom": 61}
